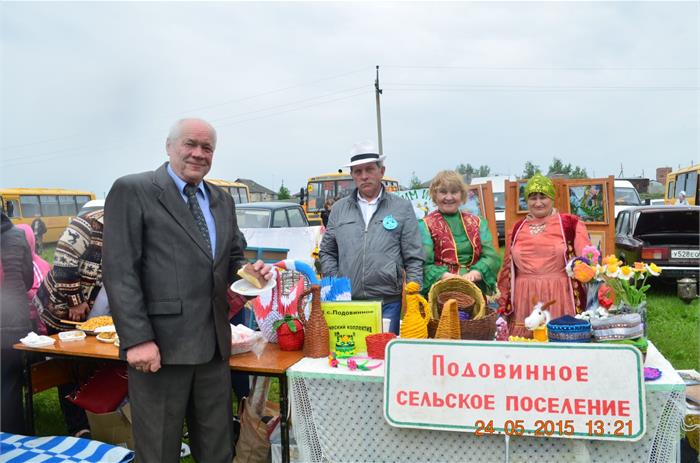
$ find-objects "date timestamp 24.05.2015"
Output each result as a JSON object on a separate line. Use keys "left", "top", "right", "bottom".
{"left": 474, "top": 419, "right": 634, "bottom": 437}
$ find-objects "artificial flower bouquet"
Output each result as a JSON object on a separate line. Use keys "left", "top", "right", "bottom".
{"left": 566, "top": 245, "right": 662, "bottom": 312}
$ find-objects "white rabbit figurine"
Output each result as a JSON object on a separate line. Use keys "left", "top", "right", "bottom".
{"left": 524, "top": 298, "right": 554, "bottom": 331}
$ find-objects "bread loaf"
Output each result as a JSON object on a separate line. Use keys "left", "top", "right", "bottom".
{"left": 237, "top": 266, "right": 266, "bottom": 289}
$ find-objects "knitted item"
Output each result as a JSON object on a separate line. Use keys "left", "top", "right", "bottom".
{"left": 435, "top": 299, "right": 461, "bottom": 340}
{"left": 591, "top": 313, "right": 643, "bottom": 341}
{"left": 547, "top": 315, "right": 591, "bottom": 343}
{"left": 259, "top": 311, "right": 282, "bottom": 343}
{"left": 400, "top": 282, "right": 430, "bottom": 339}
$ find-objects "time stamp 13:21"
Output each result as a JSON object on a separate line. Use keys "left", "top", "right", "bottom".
{"left": 474, "top": 419, "right": 635, "bottom": 437}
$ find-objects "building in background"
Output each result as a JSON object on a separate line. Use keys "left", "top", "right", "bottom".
{"left": 656, "top": 167, "right": 672, "bottom": 185}
{"left": 235, "top": 178, "right": 277, "bottom": 202}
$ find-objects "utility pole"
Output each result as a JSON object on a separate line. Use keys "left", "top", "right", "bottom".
{"left": 375, "top": 65, "right": 383, "bottom": 155}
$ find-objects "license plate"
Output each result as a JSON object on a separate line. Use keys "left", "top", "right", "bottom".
{"left": 671, "top": 249, "right": 700, "bottom": 259}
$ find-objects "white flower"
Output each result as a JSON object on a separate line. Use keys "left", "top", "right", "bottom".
{"left": 595, "top": 264, "right": 607, "bottom": 281}
{"left": 645, "top": 263, "right": 662, "bottom": 276}
{"left": 605, "top": 264, "right": 620, "bottom": 279}
{"left": 618, "top": 266, "right": 635, "bottom": 281}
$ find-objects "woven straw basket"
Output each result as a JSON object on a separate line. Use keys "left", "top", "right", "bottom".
{"left": 297, "top": 285, "right": 329, "bottom": 358}
{"left": 437, "top": 291, "right": 475, "bottom": 311}
{"left": 428, "top": 278, "right": 485, "bottom": 320}
{"left": 428, "top": 278, "right": 496, "bottom": 340}
{"left": 434, "top": 299, "right": 461, "bottom": 340}
{"left": 366, "top": 333, "right": 397, "bottom": 359}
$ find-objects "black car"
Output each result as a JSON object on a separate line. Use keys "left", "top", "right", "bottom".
{"left": 615, "top": 206, "right": 700, "bottom": 280}
{"left": 235, "top": 202, "right": 310, "bottom": 228}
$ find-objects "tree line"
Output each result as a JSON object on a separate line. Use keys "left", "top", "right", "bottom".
{"left": 408, "top": 158, "right": 588, "bottom": 188}
{"left": 281, "top": 157, "right": 589, "bottom": 194}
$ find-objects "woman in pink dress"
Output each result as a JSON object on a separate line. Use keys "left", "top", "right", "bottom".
{"left": 497, "top": 174, "right": 591, "bottom": 338}
{"left": 16, "top": 224, "right": 50, "bottom": 334}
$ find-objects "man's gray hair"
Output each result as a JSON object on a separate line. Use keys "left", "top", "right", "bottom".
{"left": 167, "top": 118, "right": 217, "bottom": 145}
{"left": 351, "top": 160, "right": 384, "bottom": 173}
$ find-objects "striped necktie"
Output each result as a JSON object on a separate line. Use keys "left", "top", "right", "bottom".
{"left": 184, "top": 184, "right": 212, "bottom": 255}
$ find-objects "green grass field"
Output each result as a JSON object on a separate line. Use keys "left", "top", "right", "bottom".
{"left": 30, "top": 243, "right": 699, "bottom": 458}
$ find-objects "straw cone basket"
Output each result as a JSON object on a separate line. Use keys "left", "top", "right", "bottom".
{"left": 298, "top": 285, "right": 329, "bottom": 358}
{"left": 435, "top": 299, "right": 461, "bottom": 340}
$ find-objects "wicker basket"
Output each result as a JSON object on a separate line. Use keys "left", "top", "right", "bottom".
{"left": 298, "top": 285, "right": 329, "bottom": 358}
{"left": 437, "top": 291, "right": 475, "bottom": 311}
{"left": 428, "top": 278, "right": 485, "bottom": 321}
{"left": 460, "top": 310, "right": 498, "bottom": 340}
{"left": 366, "top": 333, "right": 397, "bottom": 359}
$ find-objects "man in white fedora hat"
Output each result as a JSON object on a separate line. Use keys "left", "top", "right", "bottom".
{"left": 320, "top": 141, "right": 424, "bottom": 334}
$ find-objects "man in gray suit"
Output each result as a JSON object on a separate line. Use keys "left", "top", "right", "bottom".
{"left": 103, "top": 118, "right": 271, "bottom": 462}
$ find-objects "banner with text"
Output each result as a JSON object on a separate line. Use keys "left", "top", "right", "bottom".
{"left": 322, "top": 301, "right": 382, "bottom": 355}
{"left": 384, "top": 339, "right": 645, "bottom": 441}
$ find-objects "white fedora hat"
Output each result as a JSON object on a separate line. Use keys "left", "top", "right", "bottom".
{"left": 344, "top": 141, "right": 386, "bottom": 168}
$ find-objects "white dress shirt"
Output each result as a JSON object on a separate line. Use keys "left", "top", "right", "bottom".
{"left": 357, "top": 188, "right": 383, "bottom": 229}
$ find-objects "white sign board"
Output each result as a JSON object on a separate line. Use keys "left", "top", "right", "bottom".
{"left": 241, "top": 226, "right": 322, "bottom": 261}
{"left": 384, "top": 339, "right": 646, "bottom": 441}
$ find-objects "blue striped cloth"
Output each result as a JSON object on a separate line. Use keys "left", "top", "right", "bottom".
{"left": 0, "top": 433, "right": 134, "bottom": 463}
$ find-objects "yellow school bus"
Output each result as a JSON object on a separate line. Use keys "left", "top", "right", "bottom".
{"left": 302, "top": 172, "right": 400, "bottom": 225}
{"left": 0, "top": 188, "right": 95, "bottom": 243}
{"left": 207, "top": 179, "right": 251, "bottom": 204}
{"left": 665, "top": 164, "right": 699, "bottom": 205}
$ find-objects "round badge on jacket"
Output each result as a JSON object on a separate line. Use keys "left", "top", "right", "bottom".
{"left": 383, "top": 215, "right": 398, "bottom": 230}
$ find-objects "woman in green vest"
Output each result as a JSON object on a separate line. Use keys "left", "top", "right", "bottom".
{"left": 420, "top": 170, "right": 501, "bottom": 297}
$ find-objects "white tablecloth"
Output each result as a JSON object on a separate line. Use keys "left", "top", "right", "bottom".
{"left": 288, "top": 342, "right": 685, "bottom": 463}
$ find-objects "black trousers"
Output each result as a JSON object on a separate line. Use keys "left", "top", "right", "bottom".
{"left": 1, "top": 346, "right": 26, "bottom": 435}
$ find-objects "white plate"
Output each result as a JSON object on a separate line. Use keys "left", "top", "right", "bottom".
{"left": 94, "top": 325, "right": 116, "bottom": 333}
{"left": 230, "top": 276, "right": 276, "bottom": 296}
{"left": 96, "top": 333, "right": 117, "bottom": 344}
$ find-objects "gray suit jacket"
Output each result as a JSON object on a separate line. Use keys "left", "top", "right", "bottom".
{"left": 103, "top": 163, "right": 247, "bottom": 364}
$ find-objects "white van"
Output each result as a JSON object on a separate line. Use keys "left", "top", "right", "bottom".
{"left": 470, "top": 175, "right": 516, "bottom": 243}
{"left": 613, "top": 180, "right": 642, "bottom": 219}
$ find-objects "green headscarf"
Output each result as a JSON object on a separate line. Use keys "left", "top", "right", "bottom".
{"left": 524, "top": 173, "right": 556, "bottom": 200}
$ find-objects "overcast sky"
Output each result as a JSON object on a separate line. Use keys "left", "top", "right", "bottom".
{"left": 1, "top": 1, "right": 698, "bottom": 197}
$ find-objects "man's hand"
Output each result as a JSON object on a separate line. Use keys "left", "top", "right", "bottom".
{"left": 68, "top": 302, "right": 90, "bottom": 321}
{"left": 248, "top": 259, "right": 274, "bottom": 282}
{"left": 126, "top": 341, "right": 161, "bottom": 373}
{"left": 463, "top": 270, "right": 482, "bottom": 283}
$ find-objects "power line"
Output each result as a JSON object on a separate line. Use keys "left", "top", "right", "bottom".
{"left": 1, "top": 89, "right": 372, "bottom": 169}
{"left": 209, "top": 85, "right": 368, "bottom": 124}
{"left": 2, "top": 86, "right": 371, "bottom": 164}
{"left": 384, "top": 83, "right": 699, "bottom": 91}
{"left": 383, "top": 65, "right": 699, "bottom": 71}
{"left": 0, "top": 66, "right": 372, "bottom": 152}
{"left": 178, "top": 67, "right": 371, "bottom": 115}
{"left": 217, "top": 89, "right": 371, "bottom": 128}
